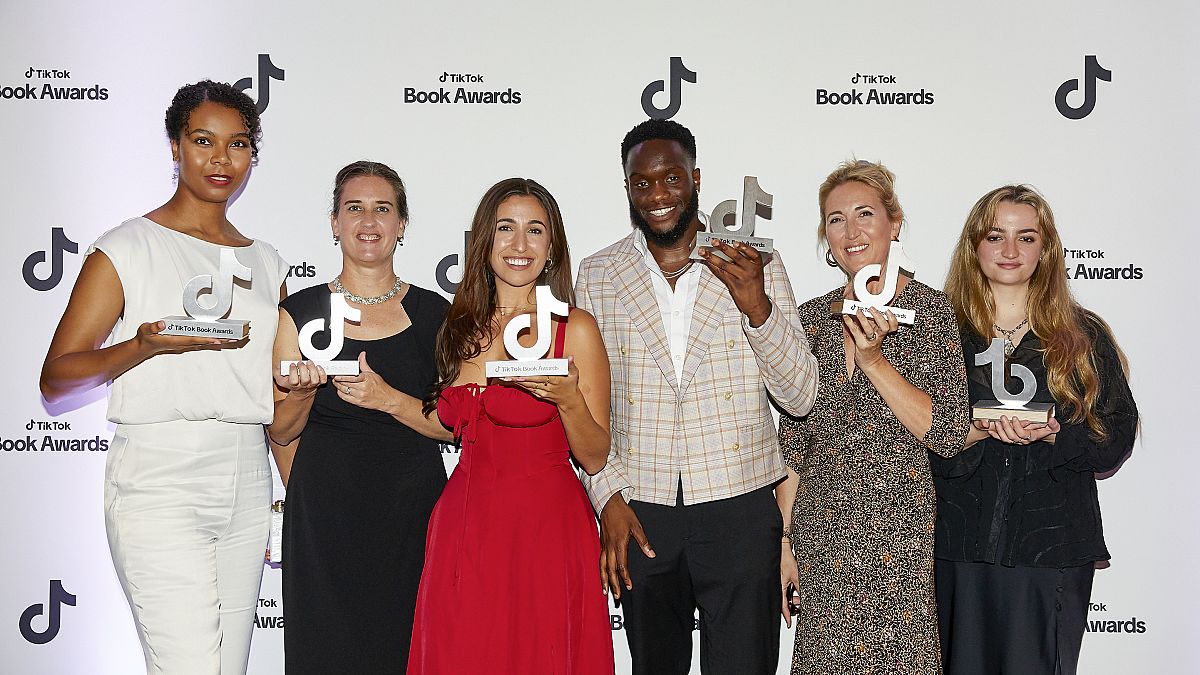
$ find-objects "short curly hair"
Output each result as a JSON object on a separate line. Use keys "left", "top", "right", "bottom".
{"left": 620, "top": 118, "right": 697, "bottom": 169}
{"left": 164, "top": 80, "right": 262, "bottom": 157}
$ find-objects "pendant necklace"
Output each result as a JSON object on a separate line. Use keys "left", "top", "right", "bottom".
{"left": 993, "top": 317, "right": 1029, "bottom": 357}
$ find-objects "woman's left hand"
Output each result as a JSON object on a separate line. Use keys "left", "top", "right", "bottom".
{"left": 843, "top": 307, "right": 900, "bottom": 370}
{"left": 332, "top": 352, "right": 396, "bottom": 412}
{"left": 505, "top": 356, "right": 582, "bottom": 407}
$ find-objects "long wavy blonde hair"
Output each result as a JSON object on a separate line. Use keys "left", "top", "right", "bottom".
{"left": 944, "top": 185, "right": 1125, "bottom": 440}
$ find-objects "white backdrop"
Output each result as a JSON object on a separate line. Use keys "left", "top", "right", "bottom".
{"left": 2, "top": 0, "right": 1197, "bottom": 673}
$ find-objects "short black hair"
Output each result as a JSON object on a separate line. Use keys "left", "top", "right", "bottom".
{"left": 164, "top": 80, "right": 262, "bottom": 157}
{"left": 620, "top": 119, "right": 697, "bottom": 168}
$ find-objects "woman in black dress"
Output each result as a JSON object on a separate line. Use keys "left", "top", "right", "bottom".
{"left": 934, "top": 185, "right": 1138, "bottom": 674}
{"left": 269, "top": 161, "right": 452, "bottom": 673}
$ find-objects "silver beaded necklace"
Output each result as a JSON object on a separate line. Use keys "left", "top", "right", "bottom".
{"left": 660, "top": 261, "right": 694, "bottom": 280}
{"left": 332, "top": 275, "right": 403, "bottom": 305}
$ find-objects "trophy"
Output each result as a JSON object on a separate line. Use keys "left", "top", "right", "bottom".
{"left": 829, "top": 240, "right": 917, "bottom": 326}
{"left": 279, "top": 293, "right": 362, "bottom": 376}
{"left": 972, "top": 337, "right": 1055, "bottom": 423}
{"left": 485, "top": 285, "right": 570, "bottom": 377}
{"left": 161, "top": 248, "right": 251, "bottom": 339}
{"left": 691, "top": 176, "right": 774, "bottom": 262}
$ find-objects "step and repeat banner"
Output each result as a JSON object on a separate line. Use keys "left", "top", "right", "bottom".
{"left": 3, "top": 1, "right": 1196, "bottom": 673}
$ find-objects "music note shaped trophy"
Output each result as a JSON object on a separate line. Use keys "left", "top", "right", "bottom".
{"left": 161, "top": 248, "right": 252, "bottom": 339}
{"left": 279, "top": 293, "right": 362, "bottom": 376}
{"left": 485, "top": 286, "right": 570, "bottom": 378}
{"left": 829, "top": 240, "right": 917, "bottom": 326}
{"left": 691, "top": 176, "right": 774, "bottom": 262}
{"left": 971, "top": 338, "right": 1055, "bottom": 424}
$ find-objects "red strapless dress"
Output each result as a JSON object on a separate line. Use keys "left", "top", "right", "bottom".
{"left": 407, "top": 330, "right": 614, "bottom": 674}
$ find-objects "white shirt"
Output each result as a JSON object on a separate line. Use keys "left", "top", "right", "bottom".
{"left": 632, "top": 230, "right": 701, "bottom": 383}
{"left": 92, "top": 217, "right": 289, "bottom": 424}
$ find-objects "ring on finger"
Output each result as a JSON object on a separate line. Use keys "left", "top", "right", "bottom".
{"left": 867, "top": 332, "right": 878, "bottom": 341}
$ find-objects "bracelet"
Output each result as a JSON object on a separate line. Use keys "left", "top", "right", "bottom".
{"left": 781, "top": 528, "right": 793, "bottom": 541}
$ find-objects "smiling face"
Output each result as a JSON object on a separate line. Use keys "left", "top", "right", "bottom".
{"left": 823, "top": 180, "right": 901, "bottom": 277}
{"left": 975, "top": 201, "right": 1043, "bottom": 291}
{"left": 170, "top": 101, "right": 253, "bottom": 204}
{"left": 624, "top": 139, "right": 701, "bottom": 247}
{"left": 330, "top": 175, "right": 405, "bottom": 264}
{"left": 489, "top": 195, "right": 551, "bottom": 293}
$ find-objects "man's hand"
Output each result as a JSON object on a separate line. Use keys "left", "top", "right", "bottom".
{"left": 599, "top": 493, "right": 655, "bottom": 599}
{"left": 699, "top": 240, "right": 771, "bottom": 327}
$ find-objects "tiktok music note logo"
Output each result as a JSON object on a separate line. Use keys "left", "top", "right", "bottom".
{"left": 1055, "top": 55, "right": 1111, "bottom": 120}
{"left": 436, "top": 231, "right": 473, "bottom": 295}
{"left": 22, "top": 227, "right": 78, "bottom": 291}
{"left": 829, "top": 240, "right": 918, "bottom": 326}
{"left": 971, "top": 337, "right": 1055, "bottom": 422}
{"left": 235, "top": 54, "right": 285, "bottom": 115}
{"left": 19, "top": 580, "right": 76, "bottom": 644}
{"left": 182, "top": 248, "right": 252, "bottom": 322}
{"left": 693, "top": 176, "right": 775, "bottom": 262}
{"left": 485, "top": 286, "right": 570, "bottom": 377}
{"left": 280, "top": 293, "right": 362, "bottom": 376}
{"left": 641, "top": 57, "right": 697, "bottom": 120}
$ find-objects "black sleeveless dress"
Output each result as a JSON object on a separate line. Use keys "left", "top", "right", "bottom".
{"left": 280, "top": 283, "right": 449, "bottom": 673}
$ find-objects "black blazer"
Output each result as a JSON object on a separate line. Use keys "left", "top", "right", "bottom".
{"left": 931, "top": 313, "right": 1138, "bottom": 568}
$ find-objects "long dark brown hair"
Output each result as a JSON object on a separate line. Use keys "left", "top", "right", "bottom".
{"left": 423, "top": 178, "right": 574, "bottom": 415}
{"left": 944, "top": 184, "right": 1127, "bottom": 440}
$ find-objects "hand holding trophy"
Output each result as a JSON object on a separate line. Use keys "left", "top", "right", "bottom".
{"left": 485, "top": 285, "right": 570, "bottom": 377}
{"left": 279, "top": 293, "right": 362, "bottom": 376}
{"left": 161, "top": 247, "right": 252, "bottom": 338}
{"left": 691, "top": 176, "right": 774, "bottom": 262}
{"left": 829, "top": 240, "right": 917, "bottom": 325}
{"left": 971, "top": 337, "right": 1055, "bottom": 424}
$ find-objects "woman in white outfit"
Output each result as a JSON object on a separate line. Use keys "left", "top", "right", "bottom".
{"left": 40, "top": 80, "right": 288, "bottom": 675}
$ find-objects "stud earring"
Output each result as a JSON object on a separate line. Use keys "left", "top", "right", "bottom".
{"left": 333, "top": 234, "right": 340, "bottom": 246}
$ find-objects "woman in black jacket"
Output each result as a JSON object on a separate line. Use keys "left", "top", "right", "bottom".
{"left": 934, "top": 185, "right": 1138, "bottom": 675}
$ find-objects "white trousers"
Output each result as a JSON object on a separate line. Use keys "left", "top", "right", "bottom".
{"left": 105, "top": 419, "right": 271, "bottom": 675}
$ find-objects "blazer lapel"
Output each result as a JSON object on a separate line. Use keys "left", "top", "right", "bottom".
{"left": 609, "top": 236, "right": 680, "bottom": 391}
{"left": 679, "top": 266, "right": 733, "bottom": 394}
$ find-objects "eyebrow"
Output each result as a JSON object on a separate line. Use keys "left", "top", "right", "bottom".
{"left": 343, "top": 199, "right": 395, "bottom": 206}
{"left": 187, "top": 128, "right": 251, "bottom": 139}
{"left": 988, "top": 226, "right": 1040, "bottom": 234}
{"left": 496, "top": 217, "right": 546, "bottom": 226}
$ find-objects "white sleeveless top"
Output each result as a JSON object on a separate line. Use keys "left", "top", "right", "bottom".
{"left": 90, "top": 217, "right": 289, "bottom": 424}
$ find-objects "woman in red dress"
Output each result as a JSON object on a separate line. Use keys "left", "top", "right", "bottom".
{"left": 408, "top": 178, "right": 615, "bottom": 674}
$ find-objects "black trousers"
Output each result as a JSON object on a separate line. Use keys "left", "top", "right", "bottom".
{"left": 620, "top": 483, "right": 782, "bottom": 675}
{"left": 936, "top": 559, "right": 1095, "bottom": 675}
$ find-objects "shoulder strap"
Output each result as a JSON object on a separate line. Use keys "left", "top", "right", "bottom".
{"left": 552, "top": 308, "right": 571, "bottom": 359}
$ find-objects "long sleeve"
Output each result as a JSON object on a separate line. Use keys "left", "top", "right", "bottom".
{"left": 1036, "top": 323, "right": 1138, "bottom": 473}
{"left": 575, "top": 260, "right": 634, "bottom": 514}
{"left": 741, "top": 251, "right": 819, "bottom": 417}
{"left": 908, "top": 290, "right": 970, "bottom": 459}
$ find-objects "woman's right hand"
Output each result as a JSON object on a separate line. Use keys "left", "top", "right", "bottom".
{"left": 133, "top": 320, "right": 236, "bottom": 357}
{"left": 273, "top": 359, "right": 328, "bottom": 397}
{"left": 780, "top": 543, "right": 800, "bottom": 628}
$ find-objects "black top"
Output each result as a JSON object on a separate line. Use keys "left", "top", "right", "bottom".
{"left": 279, "top": 283, "right": 450, "bottom": 452}
{"left": 931, "top": 312, "right": 1138, "bottom": 568}
{"left": 279, "top": 282, "right": 450, "bottom": 673}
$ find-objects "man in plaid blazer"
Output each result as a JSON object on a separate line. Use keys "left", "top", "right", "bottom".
{"left": 576, "top": 119, "right": 818, "bottom": 674}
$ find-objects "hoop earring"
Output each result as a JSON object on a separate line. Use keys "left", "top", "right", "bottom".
{"left": 544, "top": 256, "right": 553, "bottom": 271}
{"left": 825, "top": 249, "right": 839, "bottom": 268}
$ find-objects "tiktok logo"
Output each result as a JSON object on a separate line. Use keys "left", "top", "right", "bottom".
{"left": 22, "top": 227, "right": 79, "bottom": 291}
{"left": 19, "top": 580, "right": 76, "bottom": 644}
{"left": 1055, "top": 55, "right": 1111, "bottom": 120}
{"left": 641, "top": 57, "right": 697, "bottom": 120}
{"left": 235, "top": 54, "right": 285, "bottom": 115}
{"left": 435, "top": 231, "right": 473, "bottom": 295}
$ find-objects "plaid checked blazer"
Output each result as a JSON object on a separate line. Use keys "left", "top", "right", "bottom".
{"left": 576, "top": 232, "right": 819, "bottom": 512}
